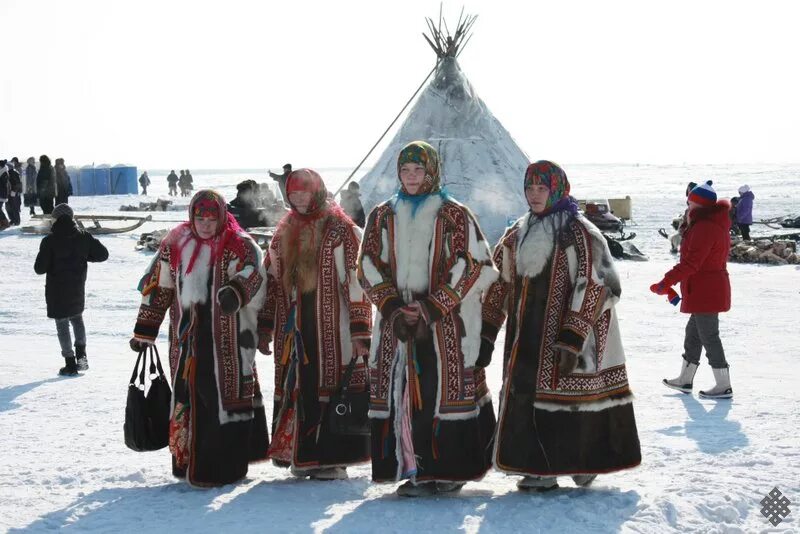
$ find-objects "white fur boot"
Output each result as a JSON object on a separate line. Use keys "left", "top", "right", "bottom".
{"left": 699, "top": 367, "right": 733, "bottom": 399}
{"left": 662, "top": 360, "right": 699, "bottom": 393}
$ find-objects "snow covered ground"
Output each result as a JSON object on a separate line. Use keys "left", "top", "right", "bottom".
{"left": 1, "top": 165, "right": 798, "bottom": 533}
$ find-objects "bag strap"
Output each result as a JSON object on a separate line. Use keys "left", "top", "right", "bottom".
{"left": 130, "top": 348, "right": 145, "bottom": 386}
{"left": 336, "top": 355, "right": 360, "bottom": 396}
{"left": 148, "top": 345, "right": 167, "bottom": 379}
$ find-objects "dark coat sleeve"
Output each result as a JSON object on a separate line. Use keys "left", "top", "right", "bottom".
{"left": 34, "top": 236, "right": 52, "bottom": 274}
{"left": 86, "top": 235, "right": 109, "bottom": 263}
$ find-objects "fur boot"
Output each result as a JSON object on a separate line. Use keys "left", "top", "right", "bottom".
{"left": 699, "top": 367, "right": 733, "bottom": 399}
{"left": 662, "top": 359, "right": 698, "bottom": 393}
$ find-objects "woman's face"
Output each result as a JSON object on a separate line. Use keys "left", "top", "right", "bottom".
{"left": 526, "top": 184, "right": 551, "bottom": 214}
{"left": 194, "top": 216, "right": 218, "bottom": 239}
{"left": 399, "top": 163, "right": 426, "bottom": 195}
{"left": 289, "top": 190, "right": 313, "bottom": 213}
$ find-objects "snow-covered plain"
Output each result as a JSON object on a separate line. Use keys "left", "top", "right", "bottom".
{"left": 1, "top": 165, "right": 798, "bottom": 533}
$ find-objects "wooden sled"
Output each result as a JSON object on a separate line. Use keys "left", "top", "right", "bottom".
{"left": 22, "top": 214, "right": 152, "bottom": 235}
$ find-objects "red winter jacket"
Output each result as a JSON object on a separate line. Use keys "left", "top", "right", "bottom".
{"left": 663, "top": 200, "right": 731, "bottom": 314}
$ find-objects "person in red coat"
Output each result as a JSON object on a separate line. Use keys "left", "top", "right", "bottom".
{"left": 651, "top": 180, "right": 733, "bottom": 399}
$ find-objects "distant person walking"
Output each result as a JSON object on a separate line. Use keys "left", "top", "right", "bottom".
{"left": 735, "top": 185, "right": 754, "bottom": 240}
{"left": 54, "top": 158, "right": 73, "bottom": 206}
{"left": 24, "top": 157, "right": 38, "bottom": 215}
{"left": 34, "top": 203, "right": 109, "bottom": 376}
{"left": 36, "top": 155, "right": 56, "bottom": 215}
{"left": 184, "top": 169, "right": 194, "bottom": 196}
{"left": 7, "top": 158, "right": 23, "bottom": 225}
{"left": 139, "top": 171, "right": 151, "bottom": 195}
{"left": 167, "top": 170, "right": 179, "bottom": 196}
{"left": 269, "top": 163, "right": 292, "bottom": 206}
{"left": 0, "top": 160, "right": 10, "bottom": 230}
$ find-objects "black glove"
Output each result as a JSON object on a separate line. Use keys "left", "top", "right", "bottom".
{"left": 129, "top": 337, "right": 149, "bottom": 352}
{"left": 475, "top": 338, "right": 494, "bottom": 369}
{"left": 393, "top": 313, "right": 411, "bottom": 342}
{"left": 218, "top": 287, "right": 240, "bottom": 315}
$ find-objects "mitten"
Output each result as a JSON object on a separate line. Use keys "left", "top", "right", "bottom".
{"left": 129, "top": 337, "right": 150, "bottom": 352}
{"left": 218, "top": 287, "right": 240, "bottom": 315}
{"left": 649, "top": 280, "right": 670, "bottom": 295}
{"left": 475, "top": 338, "right": 494, "bottom": 369}
{"left": 557, "top": 350, "right": 579, "bottom": 375}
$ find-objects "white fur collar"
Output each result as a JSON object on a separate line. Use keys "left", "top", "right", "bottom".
{"left": 515, "top": 211, "right": 571, "bottom": 279}
{"left": 179, "top": 237, "right": 213, "bottom": 308}
{"left": 392, "top": 194, "right": 443, "bottom": 298}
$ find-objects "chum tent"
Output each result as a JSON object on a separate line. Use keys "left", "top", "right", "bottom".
{"left": 356, "top": 12, "right": 530, "bottom": 242}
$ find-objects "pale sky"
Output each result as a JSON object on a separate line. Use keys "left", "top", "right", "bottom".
{"left": 2, "top": 0, "right": 798, "bottom": 169}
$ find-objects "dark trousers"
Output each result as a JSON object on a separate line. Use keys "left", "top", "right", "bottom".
{"left": 40, "top": 196, "right": 54, "bottom": 215}
{"left": 6, "top": 195, "right": 21, "bottom": 225}
{"left": 682, "top": 313, "right": 728, "bottom": 368}
{"left": 738, "top": 223, "right": 751, "bottom": 240}
{"left": 55, "top": 314, "right": 86, "bottom": 358}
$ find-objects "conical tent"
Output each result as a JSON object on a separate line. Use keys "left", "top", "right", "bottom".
{"left": 357, "top": 15, "right": 530, "bottom": 242}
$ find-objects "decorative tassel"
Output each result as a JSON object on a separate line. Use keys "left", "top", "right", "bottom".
{"left": 182, "top": 355, "right": 194, "bottom": 381}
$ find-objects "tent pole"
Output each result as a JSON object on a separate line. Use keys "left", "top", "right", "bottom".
{"left": 334, "top": 61, "right": 439, "bottom": 198}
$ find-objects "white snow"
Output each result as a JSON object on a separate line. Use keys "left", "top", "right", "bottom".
{"left": 1, "top": 166, "right": 798, "bottom": 533}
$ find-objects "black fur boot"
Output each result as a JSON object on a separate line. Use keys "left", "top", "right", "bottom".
{"left": 75, "top": 345, "right": 89, "bottom": 371}
{"left": 59, "top": 357, "right": 79, "bottom": 377}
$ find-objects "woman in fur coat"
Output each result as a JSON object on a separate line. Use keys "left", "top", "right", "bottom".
{"left": 358, "top": 141, "right": 498, "bottom": 497}
{"left": 481, "top": 161, "right": 641, "bottom": 491}
{"left": 258, "top": 169, "right": 372, "bottom": 480}
{"left": 130, "top": 190, "right": 270, "bottom": 487}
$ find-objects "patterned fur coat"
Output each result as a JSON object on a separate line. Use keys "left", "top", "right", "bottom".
{"left": 358, "top": 194, "right": 498, "bottom": 421}
{"left": 134, "top": 224, "right": 267, "bottom": 420}
{"left": 482, "top": 212, "right": 632, "bottom": 412}
{"left": 258, "top": 213, "right": 372, "bottom": 402}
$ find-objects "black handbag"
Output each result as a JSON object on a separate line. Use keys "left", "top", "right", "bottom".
{"left": 124, "top": 345, "right": 172, "bottom": 451}
{"left": 327, "top": 356, "right": 370, "bottom": 436}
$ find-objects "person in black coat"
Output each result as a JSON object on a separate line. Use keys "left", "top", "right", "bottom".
{"left": 54, "top": 158, "right": 73, "bottom": 206}
{"left": 7, "top": 158, "right": 23, "bottom": 225}
{"left": 34, "top": 203, "right": 109, "bottom": 375}
{"left": 36, "top": 155, "right": 56, "bottom": 215}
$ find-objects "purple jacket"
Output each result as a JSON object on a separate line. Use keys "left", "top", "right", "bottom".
{"left": 736, "top": 191, "right": 754, "bottom": 224}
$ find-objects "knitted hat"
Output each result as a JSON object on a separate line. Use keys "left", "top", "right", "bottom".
{"left": 52, "top": 203, "right": 74, "bottom": 220}
{"left": 738, "top": 184, "right": 751, "bottom": 194}
{"left": 688, "top": 180, "right": 717, "bottom": 207}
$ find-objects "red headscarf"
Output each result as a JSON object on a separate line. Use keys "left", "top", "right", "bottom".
{"left": 276, "top": 169, "right": 353, "bottom": 253}
{"left": 172, "top": 189, "right": 244, "bottom": 274}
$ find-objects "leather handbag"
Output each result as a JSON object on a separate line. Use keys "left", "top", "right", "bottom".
{"left": 327, "top": 356, "right": 370, "bottom": 436}
{"left": 124, "top": 345, "right": 172, "bottom": 451}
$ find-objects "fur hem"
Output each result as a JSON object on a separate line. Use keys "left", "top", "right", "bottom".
{"left": 533, "top": 394, "right": 634, "bottom": 413}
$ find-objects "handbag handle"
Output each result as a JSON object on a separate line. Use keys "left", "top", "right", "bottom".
{"left": 130, "top": 349, "right": 145, "bottom": 387}
{"left": 337, "top": 353, "right": 365, "bottom": 397}
{"left": 147, "top": 345, "right": 166, "bottom": 380}
{"left": 130, "top": 345, "right": 166, "bottom": 388}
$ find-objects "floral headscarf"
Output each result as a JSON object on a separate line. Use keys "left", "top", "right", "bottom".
{"left": 396, "top": 140, "right": 441, "bottom": 196}
{"left": 524, "top": 160, "right": 578, "bottom": 218}
{"left": 189, "top": 189, "right": 228, "bottom": 238}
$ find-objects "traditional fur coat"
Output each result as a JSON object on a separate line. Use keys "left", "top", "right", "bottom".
{"left": 134, "top": 223, "right": 267, "bottom": 418}
{"left": 258, "top": 213, "right": 372, "bottom": 404}
{"left": 483, "top": 212, "right": 631, "bottom": 411}
{"left": 358, "top": 194, "right": 498, "bottom": 421}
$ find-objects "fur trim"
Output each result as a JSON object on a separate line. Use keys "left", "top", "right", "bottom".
{"left": 280, "top": 214, "right": 326, "bottom": 294}
{"left": 393, "top": 194, "right": 443, "bottom": 297}
{"left": 515, "top": 211, "right": 572, "bottom": 279}
{"left": 533, "top": 393, "right": 634, "bottom": 413}
{"left": 179, "top": 239, "right": 212, "bottom": 308}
